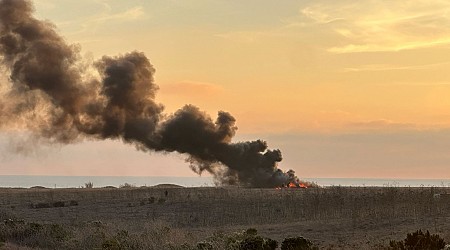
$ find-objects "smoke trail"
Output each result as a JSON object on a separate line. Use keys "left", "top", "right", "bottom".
{"left": 0, "top": 0, "right": 300, "bottom": 187}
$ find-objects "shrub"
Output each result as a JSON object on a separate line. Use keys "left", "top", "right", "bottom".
{"left": 52, "top": 201, "right": 65, "bottom": 207}
{"left": 389, "top": 240, "right": 405, "bottom": 250}
{"left": 102, "top": 238, "right": 120, "bottom": 250}
{"left": 200, "top": 228, "right": 277, "bottom": 250}
{"left": 388, "top": 230, "right": 446, "bottom": 250}
{"left": 281, "top": 237, "right": 316, "bottom": 250}
{"left": 239, "top": 236, "right": 265, "bottom": 250}
{"left": 197, "top": 241, "right": 213, "bottom": 250}
{"left": 238, "top": 234, "right": 278, "bottom": 250}
{"left": 245, "top": 228, "right": 258, "bottom": 236}
{"left": 119, "top": 183, "right": 135, "bottom": 188}
{"left": 47, "top": 224, "right": 71, "bottom": 242}
{"left": 69, "top": 200, "right": 79, "bottom": 206}
{"left": 0, "top": 222, "right": 71, "bottom": 249}
{"left": 264, "top": 238, "right": 278, "bottom": 250}
{"left": 101, "top": 231, "right": 138, "bottom": 250}
{"left": 32, "top": 202, "right": 52, "bottom": 209}
{"left": 3, "top": 219, "right": 25, "bottom": 226}
{"left": 80, "top": 228, "right": 107, "bottom": 249}
{"left": 31, "top": 201, "right": 75, "bottom": 209}
{"left": 84, "top": 182, "right": 94, "bottom": 189}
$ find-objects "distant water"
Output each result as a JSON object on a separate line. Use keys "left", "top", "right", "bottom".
{"left": 0, "top": 176, "right": 448, "bottom": 188}
{"left": 0, "top": 176, "right": 215, "bottom": 188}
{"left": 304, "top": 178, "right": 450, "bottom": 187}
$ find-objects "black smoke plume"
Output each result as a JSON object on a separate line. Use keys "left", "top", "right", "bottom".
{"left": 0, "top": 0, "right": 300, "bottom": 187}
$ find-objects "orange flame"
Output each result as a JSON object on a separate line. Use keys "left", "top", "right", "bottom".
{"left": 275, "top": 181, "right": 312, "bottom": 189}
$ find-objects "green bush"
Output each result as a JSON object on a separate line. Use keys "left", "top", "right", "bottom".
{"left": 198, "top": 228, "right": 277, "bottom": 250}
{"left": 245, "top": 228, "right": 258, "bottom": 236}
{"left": 388, "top": 230, "right": 446, "bottom": 250}
{"left": 197, "top": 241, "right": 213, "bottom": 250}
{"left": 0, "top": 220, "right": 320, "bottom": 250}
{"left": 281, "top": 237, "right": 316, "bottom": 250}
{"left": 119, "top": 183, "right": 135, "bottom": 188}
{"left": 102, "top": 238, "right": 120, "bottom": 250}
{"left": 0, "top": 222, "right": 71, "bottom": 249}
{"left": 264, "top": 238, "right": 278, "bottom": 250}
{"left": 239, "top": 236, "right": 265, "bottom": 250}
{"left": 238, "top": 236, "right": 278, "bottom": 250}
{"left": 47, "top": 224, "right": 70, "bottom": 242}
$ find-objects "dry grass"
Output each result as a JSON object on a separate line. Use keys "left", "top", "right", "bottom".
{"left": 0, "top": 186, "right": 448, "bottom": 249}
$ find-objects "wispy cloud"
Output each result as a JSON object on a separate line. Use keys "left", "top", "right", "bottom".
{"left": 329, "top": 38, "right": 450, "bottom": 54}
{"left": 300, "top": 6, "right": 347, "bottom": 24}
{"left": 52, "top": 3, "right": 146, "bottom": 36}
{"left": 342, "top": 61, "right": 450, "bottom": 72}
{"left": 77, "top": 6, "right": 145, "bottom": 33}
{"left": 92, "top": 6, "right": 145, "bottom": 23}
{"left": 294, "top": 1, "right": 450, "bottom": 53}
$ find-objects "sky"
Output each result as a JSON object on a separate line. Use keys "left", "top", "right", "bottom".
{"left": 1, "top": 0, "right": 450, "bottom": 179}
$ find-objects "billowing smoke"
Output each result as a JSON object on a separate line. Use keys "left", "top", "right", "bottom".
{"left": 0, "top": 0, "right": 300, "bottom": 187}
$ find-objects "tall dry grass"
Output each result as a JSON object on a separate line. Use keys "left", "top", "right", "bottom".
{"left": 0, "top": 186, "right": 448, "bottom": 228}
{"left": 0, "top": 186, "right": 448, "bottom": 249}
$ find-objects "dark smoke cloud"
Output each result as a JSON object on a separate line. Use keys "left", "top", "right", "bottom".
{"left": 94, "top": 53, "right": 163, "bottom": 143}
{"left": 0, "top": 0, "right": 300, "bottom": 187}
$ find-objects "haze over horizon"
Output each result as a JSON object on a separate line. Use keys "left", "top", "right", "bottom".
{"left": 1, "top": 0, "right": 450, "bottom": 180}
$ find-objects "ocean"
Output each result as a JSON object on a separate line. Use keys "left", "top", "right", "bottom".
{"left": 0, "top": 176, "right": 214, "bottom": 188}
{"left": 0, "top": 175, "right": 448, "bottom": 188}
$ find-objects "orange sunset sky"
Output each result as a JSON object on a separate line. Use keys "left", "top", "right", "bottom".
{"left": 1, "top": 0, "right": 450, "bottom": 179}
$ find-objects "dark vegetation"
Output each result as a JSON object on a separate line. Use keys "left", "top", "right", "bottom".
{"left": 388, "top": 230, "right": 446, "bottom": 250}
{"left": 29, "top": 200, "right": 78, "bottom": 209}
{"left": 0, "top": 217, "right": 316, "bottom": 250}
{"left": 281, "top": 237, "right": 317, "bottom": 250}
{"left": 0, "top": 216, "right": 447, "bottom": 250}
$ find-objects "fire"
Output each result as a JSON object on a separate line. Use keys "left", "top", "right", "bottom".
{"left": 276, "top": 182, "right": 309, "bottom": 189}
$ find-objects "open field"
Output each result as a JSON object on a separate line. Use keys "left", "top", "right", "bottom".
{"left": 0, "top": 186, "right": 449, "bottom": 249}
